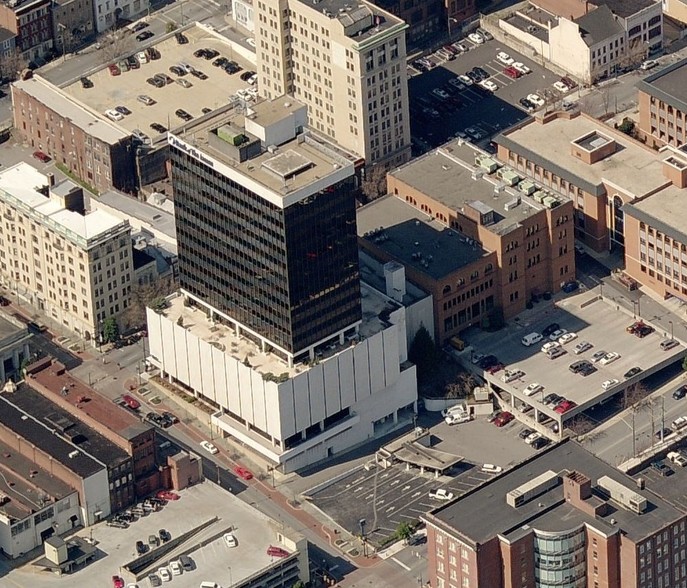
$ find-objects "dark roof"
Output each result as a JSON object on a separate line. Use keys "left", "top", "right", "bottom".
{"left": 636, "top": 58, "right": 687, "bottom": 114}
{"left": 0, "top": 391, "right": 103, "bottom": 479}
{"left": 0, "top": 27, "right": 15, "bottom": 44}
{"left": 575, "top": 5, "right": 624, "bottom": 46}
{"left": 4, "top": 384, "right": 130, "bottom": 468}
{"left": 425, "top": 440, "right": 684, "bottom": 545}
{"left": 592, "top": 0, "right": 657, "bottom": 19}
{"left": 132, "top": 247, "right": 156, "bottom": 271}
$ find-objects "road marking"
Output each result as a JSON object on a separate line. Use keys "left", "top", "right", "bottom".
{"left": 391, "top": 557, "right": 411, "bottom": 571}
{"left": 386, "top": 506, "right": 396, "bottom": 513}
{"left": 365, "top": 494, "right": 374, "bottom": 500}
{"left": 412, "top": 491, "right": 421, "bottom": 498}
{"left": 390, "top": 479, "right": 400, "bottom": 486}
{"left": 402, "top": 485, "right": 411, "bottom": 491}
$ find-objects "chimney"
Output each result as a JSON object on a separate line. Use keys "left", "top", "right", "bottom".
{"left": 46, "top": 173, "right": 56, "bottom": 187}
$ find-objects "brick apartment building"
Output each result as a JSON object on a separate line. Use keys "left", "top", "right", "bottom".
{"left": 0, "top": 0, "right": 53, "bottom": 61}
{"left": 423, "top": 440, "right": 687, "bottom": 588}
{"left": 373, "top": 139, "right": 574, "bottom": 343}
{"left": 11, "top": 74, "right": 135, "bottom": 194}
{"left": 637, "top": 58, "right": 687, "bottom": 149}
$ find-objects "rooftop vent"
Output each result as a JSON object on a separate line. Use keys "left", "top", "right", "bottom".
{"left": 507, "top": 470, "right": 559, "bottom": 508}
{"left": 597, "top": 476, "right": 647, "bottom": 514}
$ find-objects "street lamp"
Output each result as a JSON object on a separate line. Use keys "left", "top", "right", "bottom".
{"left": 359, "top": 518, "right": 367, "bottom": 557}
{"left": 228, "top": 566, "right": 233, "bottom": 588}
{"left": 669, "top": 320, "right": 674, "bottom": 340}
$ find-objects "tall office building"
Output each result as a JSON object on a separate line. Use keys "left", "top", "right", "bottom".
{"left": 147, "top": 98, "right": 417, "bottom": 471}
{"left": 254, "top": 0, "right": 411, "bottom": 168}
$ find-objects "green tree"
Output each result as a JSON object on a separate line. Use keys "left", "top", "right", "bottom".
{"left": 682, "top": 355, "right": 687, "bottom": 375}
{"left": 102, "top": 317, "right": 120, "bottom": 343}
{"left": 165, "top": 22, "right": 178, "bottom": 33}
{"left": 408, "top": 325, "right": 440, "bottom": 378}
{"left": 395, "top": 521, "right": 413, "bottom": 543}
{"left": 292, "top": 582, "right": 306, "bottom": 588}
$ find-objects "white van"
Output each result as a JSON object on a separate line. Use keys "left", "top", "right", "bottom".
{"left": 441, "top": 402, "right": 467, "bottom": 417}
{"left": 522, "top": 332, "right": 543, "bottom": 346}
{"left": 200, "top": 582, "right": 221, "bottom": 588}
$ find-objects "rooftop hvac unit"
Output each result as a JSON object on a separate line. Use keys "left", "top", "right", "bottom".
{"left": 507, "top": 470, "right": 559, "bottom": 508}
{"left": 597, "top": 476, "right": 647, "bottom": 513}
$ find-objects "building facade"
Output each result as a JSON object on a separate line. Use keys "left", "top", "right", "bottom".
{"left": 93, "top": 0, "right": 149, "bottom": 32}
{"left": 0, "top": 312, "right": 31, "bottom": 383}
{"left": 637, "top": 58, "right": 687, "bottom": 149}
{"left": 255, "top": 0, "right": 411, "bottom": 168}
{"left": 232, "top": 0, "right": 254, "bottom": 32}
{"left": 52, "top": 0, "right": 95, "bottom": 53}
{"left": 11, "top": 74, "right": 136, "bottom": 194}
{"left": 0, "top": 163, "right": 133, "bottom": 342}
{"left": 0, "top": 0, "right": 52, "bottom": 61}
{"left": 383, "top": 139, "right": 575, "bottom": 335}
{"left": 423, "top": 441, "right": 687, "bottom": 588}
{"left": 147, "top": 100, "right": 417, "bottom": 472}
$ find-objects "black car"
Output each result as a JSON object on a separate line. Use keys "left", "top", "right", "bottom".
{"left": 223, "top": 62, "right": 241, "bottom": 74}
{"left": 531, "top": 437, "right": 550, "bottom": 450}
{"left": 673, "top": 386, "right": 687, "bottom": 400}
{"left": 154, "top": 73, "right": 173, "bottom": 85}
{"left": 169, "top": 65, "right": 186, "bottom": 76}
{"left": 159, "top": 529, "right": 171, "bottom": 542}
{"left": 136, "top": 30, "right": 154, "bottom": 42}
{"left": 150, "top": 123, "right": 167, "bottom": 133}
{"left": 518, "top": 428, "right": 533, "bottom": 440}
{"left": 201, "top": 107, "right": 212, "bottom": 114}
{"left": 131, "top": 22, "right": 149, "bottom": 33}
{"left": 519, "top": 97, "right": 533, "bottom": 109}
{"left": 240, "top": 70, "right": 256, "bottom": 81}
{"left": 478, "top": 355, "right": 498, "bottom": 369}
{"left": 115, "top": 106, "right": 131, "bottom": 115}
{"left": 80, "top": 77, "right": 93, "bottom": 88}
{"left": 127, "top": 55, "right": 140, "bottom": 69}
{"left": 466, "top": 70, "right": 479, "bottom": 83}
{"left": 569, "top": 360, "right": 585, "bottom": 374}
{"left": 146, "top": 77, "right": 164, "bottom": 88}
{"left": 624, "top": 366, "right": 643, "bottom": 379}
{"left": 542, "top": 393, "right": 557, "bottom": 405}
{"left": 146, "top": 47, "right": 161, "bottom": 60}
{"left": 149, "top": 574, "right": 162, "bottom": 587}
{"left": 136, "top": 540, "right": 147, "bottom": 555}
{"left": 203, "top": 48, "right": 219, "bottom": 59}
{"left": 190, "top": 69, "right": 208, "bottom": 80}
{"left": 542, "top": 323, "right": 560, "bottom": 338}
{"left": 194, "top": 48, "right": 209, "bottom": 58}
{"left": 578, "top": 362, "right": 597, "bottom": 377}
{"left": 656, "top": 428, "right": 672, "bottom": 440}
{"left": 213, "top": 57, "right": 229, "bottom": 67}
{"left": 474, "top": 66, "right": 489, "bottom": 79}
{"left": 651, "top": 461, "right": 674, "bottom": 477}
{"left": 636, "top": 325, "right": 654, "bottom": 338}
{"left": 175, "top": 109, "right": 193, "bottom": 121}
{"left": 175, "top": 32, "right": 188, "bottom": 44}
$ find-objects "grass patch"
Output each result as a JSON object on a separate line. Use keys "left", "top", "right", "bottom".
{"left": 55, "top": 162, "right": 99, "bottom": 196}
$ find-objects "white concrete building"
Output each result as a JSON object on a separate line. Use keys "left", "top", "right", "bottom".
{"left": 232, "top": 0, "right": 254, "bottom": 32}
{"left": 147, "top": 283, "right": 417, "bottom": 472}
{"left": 0, "top": 163, "right": 133, "bottom": 342}
{"left": 94, "top": 0, "right": 150, "bottom": 33}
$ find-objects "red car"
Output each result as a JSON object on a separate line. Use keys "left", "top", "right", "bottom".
{"left": 122, "top": 394, "right": 140, "bottom": 410}
{"left": 554, "top": 400, "right": 576, "bottom": 414}
{"left": 267, "top": 545, "right": 289, "bottom": 558}
{"left": 108, "top": 63, "right": 121, "bottom": 76}
{"left": 112, "top": 576, "right": 125, "bottom": 588}
{"left": 494, "top": 412, "right": 514, "bottom": 427}
{"left": 504, "top": 66, "right": 521, "bottom": 79}
{"left": 32, "top": 150, "right": 50, "bottom": 163}
{"left": 487, "top": 362, "right": 505, "bottom": 375}
{"left": 234, "top": 466, "right": 253, "bottom": 480}
{"left": 156, "top": 490, "right": 180, "bottom": 501}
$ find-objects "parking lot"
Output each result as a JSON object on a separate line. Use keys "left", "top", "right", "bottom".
{"left": 408, "top": 36, "right": 573, "bottom": 152}
{"left": 4, "top": 483, "right": 290, "bottom": 588}
{"left": 464, "top": 290, "right": 686, "bottom": 430}
{"left": 62, "top": 24, "right": 255, "bottom": 140}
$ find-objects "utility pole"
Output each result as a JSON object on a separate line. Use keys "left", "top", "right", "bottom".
{"left": 632, "top": 411, "right": 636, "bottom": 457}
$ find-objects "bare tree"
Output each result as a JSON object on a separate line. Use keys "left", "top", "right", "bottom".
{"left": 98, "top": 28, "right": 135, "bottom": 64}
{"left": 623, "top": 382, "right": 649, "bottom": 411}
{"left": 0, "top": 49, "right": 28, "bottom": 82}
{"left": 618, "top": 38, "right": 648, "bottom": 72}
{"left": 120, "top": 276, "right": 178, "bottom": 331}
{"left": 568, "top": 415, "right": 595, "bottom": 436}
{"left": 361, "top": 165, "right": 387, "bottom": 202}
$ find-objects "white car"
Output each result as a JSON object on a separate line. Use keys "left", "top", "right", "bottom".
{"left": 527, "top": 93, "right": 545, "bottom": 107}
{"left": 224, "top": 533, "right": 238, "bottom": 547}
{"left": 512, "top": 62, "right": 531, "bottom": 75}
{"left": 524, "top": 383, "right": 544, "bottom": 396}
{"left": 158, "top": 567, "right": 172, "bottom": 582}
{"left": 641, "top": 59, "right": 659, "bottom": 70}
{"left": 501, "top": 369, "right": 525, "bottom": 383}
{"left": 445, "top": 412, "right": 471, "bottom": 425}
{"left": 553, "top": 81, "right": 569, "bottom": 93}
{"left": 480, "top": 80, "right": 498, "bottom": 92}
{"left": 525, "top": 431, "right": 541, "bottom": 445}
{"left": 429, "top": 488, "right": 454, "bottom": 501}
{"left": 468, "top": 32, "right": 484, "bottom": 44}
{"left": 442, "top": 403, "right": 467, "bottom": 417}
{"left": 105, "top": 109, "right": 124, "bottom": 122}
{"left": 169, "top": 561, "right": 183, "bottom": 576}
{"left": 200, "top": 440, "right": 219, "bottom": 454}
{"left": 548, "top": 329, "right": 567, "bottom": 341}
{"left": 541, "top": 341, "right": 560, "bottom": 354}
{"left": 432, "top": 88, "right": 450, "bottom": 100}
{"left": 668, "top": 451, "right": 687, "bottom": 467}
{"left": 573, "top": 341, "right": 592, "bottom": 355}
{"left": 452, "top": 42, "right": 468, "bottom": 53}
{"left": 602, "top": 379, "right": 619, "bottom": 391}
{"left": 599, "top": 352, "right": 620, "bottom": 366}
{"left": 496, "top": 51, "right": 514, "bottom": 65}
{"left": 481, "top": 463, "right": 503, "bottom": 474}
{"left": 558, "top": 332, "right": 578, "bottom": 345}
{"left": 458, "top": 74, "right": 473, "bottom": 86}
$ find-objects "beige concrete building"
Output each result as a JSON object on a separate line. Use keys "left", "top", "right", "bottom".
{"left": 254, "top": 0, "right": 411, "bottom": 168}
{"left": 664, "top": 0, "right": 687, "bottom": 25}
{"left": 0, "top": 163, "right": 133, "bottom": 342}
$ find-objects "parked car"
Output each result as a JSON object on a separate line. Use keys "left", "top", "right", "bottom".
{"left": 157, "top": 567, "right": 172, "bottom": 582}
{"left": 651, "top": 461, "right": 674, "bottom": 477}
{"left": 480, "top": 79, "right": 498, "bottom": 92}
{"left": 136, "top": 30, "right": 154, "bottom": 42}
{"left": 548, "top": 328, "right": 567, "bottom": 341}
{"left": 122, "top": 394, "right": 140, "bottom": 410}
{"left": 486, "top": 362, "right": 505, "bottom": 374}
{"left": 487, "top": 410, "right": 502, "bottom": 423}
{"left": 267, "top": 545, "right": 289, "bottom": 558}
{"left": 175, "top": 109, "right": 193, "bottom": 121}
{"left": 159, "top": 529, "right": 171, "bottom": 542}
{"left": 501, "top": 369, "right": 525, "bottom": 383}
{"left": 429, "top": 488, "right": 454, "bottom": 500}
{"left": 524, "top": 383, "right": 544, "bottom": 396}
{"left": 672, "top": 415, "right": 687, "bottom": 431}
{"left": 150, "top": 123, "right": 167, "bottom": 133}
{"left": 656, "top": 428, "right": 672, "bottom": 439}
{"left": 541, "top": 341, "right": 560, "bottom": 354}
{"left": 496, "top": 51, "right": 514, "bottom": 65}
{"left": 156, "top": 490, "right": 180, "bottom": 501}
{"left": 561, "top": 281, "right": 579, "bottom": 293}
{"left": 175, "top": 32, "right": 188, "bottom": 44}
{"left": 573, "top": 341, "right": 592, "bottom": 355}
{"left": 148, "top": 534, "right": 159, "bottom": 547}
{"left": 591, "top": 350, "right": 607, "bottom": 363}
{"left": 148, "top": 574, "right": 161, "bottom": 587}
{"left": 561, "top": 75, "right": 577, "bottom": 89}
{"left": 481, "top": 463, "right": 503, "bottom": 474}
{"left": 542, "top": 323, "right": 560, "bottom": 338}
{"left": 553, "top": 81, "right": 569, "bottom": 93}
{"left": 512, "top": 61, "right": 531, "bottom": 75}
{"left": 80, "top": 77, "right": 94, "bottom": 88}
{"left": 200, "top": 440, "right": 218, "bottom": 454}
{"left": 519, "top": 97, "right": 534, "bottom": 110}
{"left": 503, "top": 66, "right": 521, "bottom": 79}
{"left": 624, "top": 366, "right": 643, "bottom": 379}
{"left": 224, "top": 533, "right": 238, "bottom": 547}
{"left": 554, "top": 400, "right": 576, "bottom": 414}
{"left": 525, "top": 431, "right": 541, "bottom": 445}
{"left": 641, "top": 59, "right": 659, "bottom": 70}
{"left": 673, "top": 386, "right": 687, "bottom": 400}
{"left": 113, "top": 576, "right": 125, "bottom": 588}
{"left": 131, "top": 22, "right": 149, "bottom": 33}
{"left": 32, "top": 150, "right": 51, "bottom": 163}
{"left": 601, "top": 379, "right": 619, "bottom": 391}
{"left": 599, "top": 352, "right": 620, "bottom": 366}
{"left": 527, "top": 93, "right": 545, "bottom": 107}
{"left": 635, "top": 324, "right": 654, "bottom": 338}
{"left": 668, "top": 451, "right": 687, "bottom": 467}
{"left": 445, "top": 412, "right": 471, "bottom": 425}
{"left": 518, "top": 428, "right": 533, "bottom": 439}
{"left": 531, "top": 437, "right": 550, "bottom": 450}
{"left": 137, "top": 95, "right": 155, "bottom": 105}
{"left": 136, "top": 540, "right": 147, "bottom": 555}
{"left": 661, "top": 338, "right": 680, "bottom": 351}
{"left": 494, "top": 412, "right": 514, "bottom": 427}
{"left": 468, "top": 32, "right": 484, "bottom": 44}
{"left": 234, "top": 466, "right": 253, "bottom": 480}
{"left": 105, "top": 109, "right": 124, "bottom": 122}
{"left": 108, "top": 63, "right": 121, "bottom": 76}
{"left": 169, "top": 561, "right": 183, "bottom": 576}
{"left": 442, "top": 403, "right": 467, "bottom": 417}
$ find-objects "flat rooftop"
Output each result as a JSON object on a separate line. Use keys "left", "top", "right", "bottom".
{"left": 637, "top": 58, "right": 687, "bottom": 113}
{"left": 623, "top": 181, "right": 687, "bottom": 245}
{"left": 503, "top": 13, "right": 550, "bottom": 42}
{"left": 0, "top": 390, "right": 103, "bottom": 479}
{"left": 60, "top": 24, "right": 257, "bottom": 142}
{"left": 358, "top": 249, "right": 429, "bottom": 307}
{"left": 592, "top": 0, "right": 657, "bottom": 18}
{"left": 0, "top": 163, "right": 129, "bottom": 247}
{"left": 171, "top": 110, "right": 354, "bottom": 200}
{"left": 0, "top": 311, "right": 29, "bottom": 345}
{"left": 31, "top": 362, "right": 153, "bottom": 441}
{"left": 357, "top": 195, "right": 490, "bottom": 279}
{"left": 0, "top": 438, "right": 76, "bottom": 521}
{"left": 427, "top": 440, "right": 683, "bottom": 545}
{"left": 98, "top": 190, "right": 177, "bottom": 244}
{"left": 163, "top": 280, "right": 396, "bottom": 378}
{"left": 498, "top": 114, "right": 670, "bottom": 198}
{"left": 4, "top": 384, "right": 130, "bottom": 468}
{"left": 389, "top": 140, "right": 553, "bottom": 235}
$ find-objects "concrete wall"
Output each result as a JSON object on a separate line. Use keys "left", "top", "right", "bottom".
{"left": 664, "top": 0, "right": 687, "bottom": 25}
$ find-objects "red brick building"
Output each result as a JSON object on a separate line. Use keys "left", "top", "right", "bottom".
{"left": 0, "top": 0, "right": 53, "bottom": 61}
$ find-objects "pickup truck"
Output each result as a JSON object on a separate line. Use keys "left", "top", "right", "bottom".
{"left": 668, "top": 451, "right": 687, "bottom": 467}
{"left": 429, "top": 488, "right": 454, "bottom": 501}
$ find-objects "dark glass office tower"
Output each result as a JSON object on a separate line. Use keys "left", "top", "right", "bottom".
{"left": 170, "top": 146, "right": 362, "bottom": 357}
